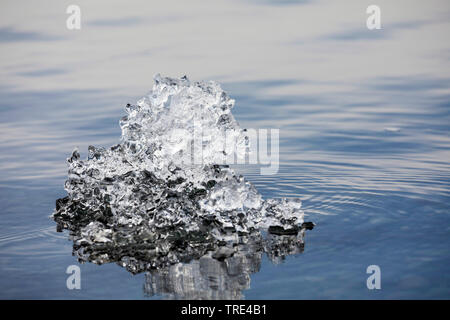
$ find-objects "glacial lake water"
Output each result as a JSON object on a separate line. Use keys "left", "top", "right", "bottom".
{"left": 0, "top": 0, "right": 449, "bottom": 299}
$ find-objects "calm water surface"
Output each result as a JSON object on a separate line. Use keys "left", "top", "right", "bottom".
{"left": 0, "top": 0, "right": 449, "bottom": 299}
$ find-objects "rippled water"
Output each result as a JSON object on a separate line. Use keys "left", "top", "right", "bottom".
{"left": 1, "top": 0, "right": 449, "bottom": 299}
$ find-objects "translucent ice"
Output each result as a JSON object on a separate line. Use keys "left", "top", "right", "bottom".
{"left": 53, "top": 75, "right": 313, "bottom": 271}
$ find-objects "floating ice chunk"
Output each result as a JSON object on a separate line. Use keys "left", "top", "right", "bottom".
{"left": 53, "top": 75, "right": 311, "bottom": 270}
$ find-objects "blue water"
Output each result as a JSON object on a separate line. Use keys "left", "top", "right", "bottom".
{"left": 0, "top": 1, "right": 449, "bottom": 299}
{"left": 0, "top": 75, "right": 448, "bottom": 299}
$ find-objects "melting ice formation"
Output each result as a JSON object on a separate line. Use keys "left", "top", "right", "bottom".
{"left": 53, "top": 75, "right": 314, "bottom": 279}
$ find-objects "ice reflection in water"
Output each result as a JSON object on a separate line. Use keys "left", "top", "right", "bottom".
{"left": 144, "top": 232, "right": 304, "bottom": 300}
{"left": 55, "top": 210, "right": 310, "bottom": 299}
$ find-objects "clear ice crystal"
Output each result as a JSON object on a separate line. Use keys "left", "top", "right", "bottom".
{"left": 53, "top": 75, "right": 311, "bottom": 271}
